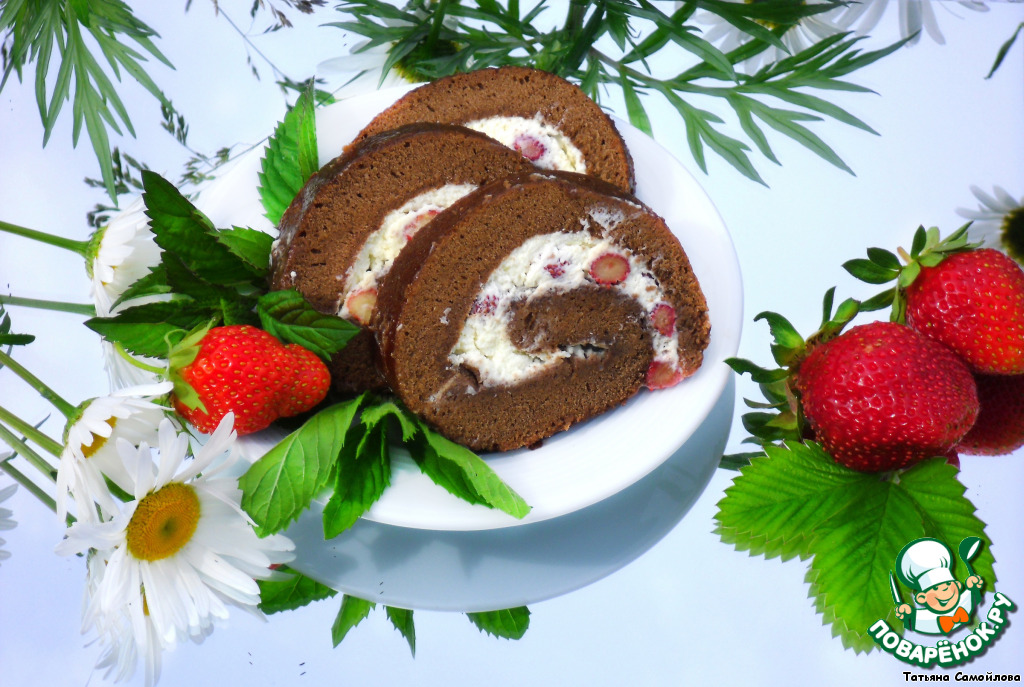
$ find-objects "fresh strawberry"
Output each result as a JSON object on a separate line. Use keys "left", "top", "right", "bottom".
{"left": 471, "top": 294, "right": 499, "bottom": 316}
{"left": 170, "top": 325, "right": 330, "bottom": 435}
{"left": 345, "top": 287, "right": 378, "bottom": 326}
{"left": 958, "top": 373, "right": 1024, "bottom": 455}
{"left": 905, "top": 248, "right": 1024, "bottom": 374}
{"left": 589, "top": 252, "right": 630, "bottom": 285}
{"left": 402, "top": 208, "right": 440, "bottom": 241}
{"left": 794, "top": 321, "right": 979, "bottom": 472}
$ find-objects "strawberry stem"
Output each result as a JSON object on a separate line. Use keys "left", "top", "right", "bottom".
{"left": 0, "top": 349, "right": 76, "bottom": 419}
{"left": 896, "top": 246, "right": 912, "bottom": 264}
{"left": 0, "top": 219, "right": 89, "bottom": 257}
{"left": 0, "top": 405, "right": 63, "bottom": 457}
{"left": 0, "top": 421, "right": 58, "bottom": 485}
{"left": 0, "top": 295, "right": 96, "bottom": 317}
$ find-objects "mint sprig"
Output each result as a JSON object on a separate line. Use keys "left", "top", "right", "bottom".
{"left": 257, "top": 290, "right": 360, "bottom": 361}
{"left": 240, "top": 396, "right": 531, "bottom": 540}
{"left": 257, "top": 564, "right": 338, "bottom": 614}
{"left": 467, "top": 607, "right": 531, "bottom": 640}
{"left": 259, "top": 84, "right": 319, "bottom": 226}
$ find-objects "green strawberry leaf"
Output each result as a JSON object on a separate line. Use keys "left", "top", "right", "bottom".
{"left": 385, "top": 606, "right": 416, "bottom": 657}
{"left": 331, "top": 595, "right": 375, "bottom": 648}
{"left": 724, "top": 357, "right": 790, "bottom": 384}
{"left": 409, "top": 417, "right": 531, "bottom": 520}
{"left": 259, "top": 85, "right": 319, "bottom": 226}
{"left": 142, "top": 170, "right": 260, "bottom": 286}
{"left": 84, "top": 301, "right": 216, "bottom": 358}
{"left": 256, "top": 290, "right": 360, "bottom": 360}
{"left": 257, "top": 565, "right": 338, "bottom": 614}
{"left": 467, "top": 607, "right": 531, "bottom": 640}
{"left": 166, "top": 322, "right": 215, "bottom": 412}
{"left": 322, "top": 419, "right": 391, "bottom": 538}
{"left": 216, "top": 226, "right": 274, "bottom": 277}
{"left": 715, "top": 441, "right": 876, "bottom": 562}
{"left": 842, "top": 258, "right": 898, "bottom": 285}
{"left": 240, "top": 395, "right": 368, "bottom": 536}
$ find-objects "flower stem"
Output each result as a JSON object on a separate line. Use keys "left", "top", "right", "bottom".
{"left": 0, "top": 457, "right": 68, "bottom": 524}
{"left": 0, "top": 405, "right": 63, "bottom": 457}
{"left": 0, "top": 295, "right": 96, "bottom": 317}
{"left": 0, "top": 349, "right": 77, "bottom": 419}
{"left": 0, "top": 219, "right": 89, "bottom": 257}
{"left": 0, "top": 423, "right": 58, "bottom": 483}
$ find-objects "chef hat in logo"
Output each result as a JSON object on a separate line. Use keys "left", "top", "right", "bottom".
{"left": 896, "top": 538, "right": 956, "bottom": 592}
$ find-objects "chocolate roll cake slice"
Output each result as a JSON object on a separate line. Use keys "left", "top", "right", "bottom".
{"left": 374, "top": 172, "right": 710, "bottom": 452}
{"left": 269, "top": 123, "right": 535, "bottom": 392}
{"left": 355, "top": 66, "right": 635, "bottom": 193}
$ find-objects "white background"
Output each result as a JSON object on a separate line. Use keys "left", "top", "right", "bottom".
{"left": 1, "top": 2, "right": 1023, "bottom": 686}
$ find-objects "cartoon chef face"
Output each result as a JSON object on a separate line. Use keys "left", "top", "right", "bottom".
{"left": 916, "top": 579, "right": 964, "bottom": 613}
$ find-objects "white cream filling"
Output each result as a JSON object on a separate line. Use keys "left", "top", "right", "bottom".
{"left": 463, "top": 115, "right": 587, "bottom": 173}
{"left": 448, "top": 218, "right": 679, "bottom": 388}
{"left": 340, "top": 184, "right": 477, "bottom": 319}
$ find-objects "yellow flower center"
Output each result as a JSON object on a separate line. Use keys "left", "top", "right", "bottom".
{"left": 1002, "top": 206, "right": 1024, "bottom": 265}
{"left": 82, "top": 417, "right": 118, "bottom": 459}
{"left": 126, "top": 483, "right": 200, "bottom": 561}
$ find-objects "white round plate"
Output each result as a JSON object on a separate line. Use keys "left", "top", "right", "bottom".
{"left": 207, "top": 85, "right": 743, "bottom": 532}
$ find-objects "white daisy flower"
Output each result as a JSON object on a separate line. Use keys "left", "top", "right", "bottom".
{"left": 83, "top": 552, "right": 164, "bottom": 686}
{"left": 956, "top": 185, "right": 1024, "bottom": 265}
{"left": 0, "top": 480, "right": 16, "bottom": 565}
{"left": 87, "top": 196, "right": 162, "bottom": 317}
{"left": 56, "top": 415, "right": 295, "bottom": 649}
{"left": 57, "top": 382, "right": 174, "bottom": 524}
{"left": 696, "top": 0, "right": 849, "bottom": 73}
{"left": 87, "top": 196, "right": 168, "bottom": 389}
{"left": 835, "top": 0, "right": 989, "bottom": 45}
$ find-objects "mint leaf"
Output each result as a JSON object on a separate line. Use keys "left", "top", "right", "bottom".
{"left": 385, "top": 606, "right": 416, "bottom": 657}
{"left": 467, "top": 607, "right": 531, "bottom": 640}
{"left": 331, "top": 595, "right": 375, "bottom": 648}
{"left": 216, "top": 226, "right": 274, "bottom": 277}
{"left": 257, "top": 565, "right": 338, "bottom": 614}
{"left": 110, "top": 264, "right": 172, "bottom": 309}
{"left": 259, "top": 86, "right": 318, "bottom": 226}
{"left": 240, "top": 396, "right": 367, "bottom": 536}
{"left": 84, "top": 301, "right": 215, "bottom": 358}
{"left": 410, "top": 418, "right": 531, "bottom": 520}
{"left": 715, "top": 441, "right": 876, "bottom": 561}
{"left": 257, "top": 290, "right": 360, "bottom": 360}
{"left": 322, "top": 419, "right": 391, "bottom": 538}
{"left": 142, "top": 170, "right": 260, "bottom": 286}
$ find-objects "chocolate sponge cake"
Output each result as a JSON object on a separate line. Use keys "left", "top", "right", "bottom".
{"left": 355, "top": 66, "right": 635, "bottom": 193}
{"left": 269, "top": 123, "right": 535, "bottom": 392}
{"left": 373, "top": 172, "right": 710, "bottom": 452}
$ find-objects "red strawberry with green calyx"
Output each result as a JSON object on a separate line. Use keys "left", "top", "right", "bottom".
{"left": 793, "top": 321, "right": 979, "bottom": 473}
{"left": 169, "top": 324, "right": 330, "bottom": 435}
{"left": 844, "top": 225, "right": 1024, "bottom": 374}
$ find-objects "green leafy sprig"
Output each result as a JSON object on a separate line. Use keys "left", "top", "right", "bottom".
{"left": 0, "top": 0, "right": 174, "bottom": 201}
{"left": 257, "top": 566, "right": 531, "bottom": 655}
{"left": 258, "top": 84, "right": 319, "bottom": 226}
{"left": 330, "top": 0, "right": 907, "bottom": 184}
{"left": 239, "top": 393, "right": 531, "bottom": 539}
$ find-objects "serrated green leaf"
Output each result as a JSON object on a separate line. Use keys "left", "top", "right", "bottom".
{"left": 142, "top": 171, "right": 257, "bottom": 286}
{"left": 332, "top": 595, "right": 375, "bottom": 648}
{"left": 467, "top": 606, "right": 531, "bottom": 640}
{"left": 385, "top": 606, "right": 416, "bottom": 657}
{"left": 257, "top": 290, "right": 360, "bottom": 360}
{"left": 217, "top": 226, "right": 274, "bottom": 276}
{"left": 259, "top": 83, "right": 319, "bottom": 226}
{"left": 715, "top": 441, "right": 876, "bottom": 562}
{"left": 110, "top": 264, "right": 172, "bottom": 309}
{"left": 409, "top": 418, "right": 531, "bottom": 519}
{"left": 257, "top": 565, "right": 338, "bottom": 614}
{"left": 84, "top": 301, "right": 214, "bottom": 358}
{"left": 322, "top": 419, "right": 391, "bottom": 538}
{"left": 240, "top": 396, "right": 367, "bottom": 536}
{"left": 360, "top": 400, "right": 418, "bottom": 442}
